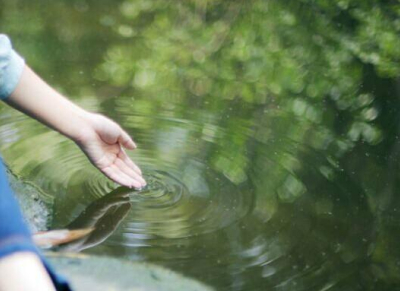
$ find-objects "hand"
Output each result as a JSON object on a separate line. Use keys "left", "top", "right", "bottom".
{"left": 74, "top": 113, "right": 146, "bottom": 189}
{"left": 6, "top": 66, "right": 146, "bottom": 188}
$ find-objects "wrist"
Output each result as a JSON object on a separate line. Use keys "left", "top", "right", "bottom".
{"left": 65, "top": 109, "right": 96, "bottom": 144}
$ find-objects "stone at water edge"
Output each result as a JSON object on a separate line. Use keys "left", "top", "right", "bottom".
{"left": 7, "top": 169, "right": 51, "bottom": 232}
{"left": 47, "top": 253, "right": 214, "bottom": 291}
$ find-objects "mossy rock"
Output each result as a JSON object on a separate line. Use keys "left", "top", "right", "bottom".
{"left": 6, "top": 169, "right": 52, "bottom": 232}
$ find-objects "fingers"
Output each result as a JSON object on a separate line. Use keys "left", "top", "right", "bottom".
{"left": 102, "top": 165, "right": 143, "bottom": 189}
{"left": 115, "top": 158, "right": 146, "bottom": 187}
{"left": 118, "top": 129, "right": 137, "bottom": 150}
{"left": 119, "top": 148, "right": 142, "bottom": 176}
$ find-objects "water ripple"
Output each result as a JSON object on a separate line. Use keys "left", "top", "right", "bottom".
{"left": 0, "top": 102, "right": 376, "bottom": 291}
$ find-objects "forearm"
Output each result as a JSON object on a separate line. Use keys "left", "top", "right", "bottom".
{"left": 5, "top": 65, "right": 89, "bottom": 141}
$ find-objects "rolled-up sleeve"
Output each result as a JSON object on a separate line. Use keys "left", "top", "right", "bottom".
{"left": 0, "top": 34, "right": 25, "bottom": 100}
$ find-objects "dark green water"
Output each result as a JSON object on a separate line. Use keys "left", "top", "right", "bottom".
{"left": 1, "top": 1, "right": 400, "bottom": 290}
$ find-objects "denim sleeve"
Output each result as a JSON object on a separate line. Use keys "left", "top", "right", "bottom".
{"left": 0, "top": 34, "right": 25, "bottom": 100}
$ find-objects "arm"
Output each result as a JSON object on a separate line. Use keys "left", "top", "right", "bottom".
{"left": 5, "top": 65, "right": 146, "bottom": 189}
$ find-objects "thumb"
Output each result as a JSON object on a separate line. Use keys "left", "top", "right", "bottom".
{"left": 118, "top": 130, "right": 137, "bottom": 150}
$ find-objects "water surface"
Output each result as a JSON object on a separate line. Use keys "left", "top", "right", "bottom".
{"left": 1, "top": 1, "right": 400, "bottom": 290}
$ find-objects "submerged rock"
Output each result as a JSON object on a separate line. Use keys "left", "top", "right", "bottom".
{"left": 48, "top": 253, "right": 214, "bottom": 291}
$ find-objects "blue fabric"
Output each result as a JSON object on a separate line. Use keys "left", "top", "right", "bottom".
{"left": 0, "top": 34, "right": 25, "bottom": 100}
{"left": 0, "top": 158, "right": 71, "bottom": 290}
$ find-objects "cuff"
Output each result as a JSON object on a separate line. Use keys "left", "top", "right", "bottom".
{"left": 0, "top": 50, "right": 25, "bottom": 100}
{"left": 0, "top": 36, "right": 25, "bottom": 100}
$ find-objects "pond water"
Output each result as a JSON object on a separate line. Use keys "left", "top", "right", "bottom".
{"left": 1, "top": 1, "right": 400, "bottom": 290}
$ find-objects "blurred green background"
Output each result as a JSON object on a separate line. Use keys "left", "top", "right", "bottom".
{"left": 1, "top": 0, "right": 400, "bottom": 290}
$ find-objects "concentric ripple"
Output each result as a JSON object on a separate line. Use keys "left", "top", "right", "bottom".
{"left": 137, "top": 171, "right": 185, "bottom": 201}
{"left": 123, "top": 167, "right": 251, "bottom": 240}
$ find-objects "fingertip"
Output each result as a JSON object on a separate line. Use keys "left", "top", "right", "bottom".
{"left": 138, "top": 176, "right": 146, "bottom": 186}
{"left": 132, "top": 181, "right": 142, "bottom": 189}
{"left": 129, "top": 140, "right": 137, "bottom": 150}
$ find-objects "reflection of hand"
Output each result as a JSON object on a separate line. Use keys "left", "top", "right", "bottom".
{"left": 58, "top": 187, "right": 133, "bottom": 252}
{"left": 75, "top": 113, "right": 146, "bottom": 189}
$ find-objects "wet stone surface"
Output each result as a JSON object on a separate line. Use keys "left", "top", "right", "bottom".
{"left": 7, "top": 169, "right": 50, "bottom": 233}
{"left": 48, "top": 253, "right": 214, "bottom": 291}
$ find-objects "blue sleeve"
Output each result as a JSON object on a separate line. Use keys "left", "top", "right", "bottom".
{"left": 0, "top": 34, "right": 25, "bottom": 100}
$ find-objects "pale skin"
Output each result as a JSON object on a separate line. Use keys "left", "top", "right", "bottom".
{"left": 0, "top": 65, "right": 146, "bottom": 291}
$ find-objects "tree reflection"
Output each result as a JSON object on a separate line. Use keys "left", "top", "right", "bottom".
{"left": 0, "top": 0, "right": 400, "bottom": 289}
